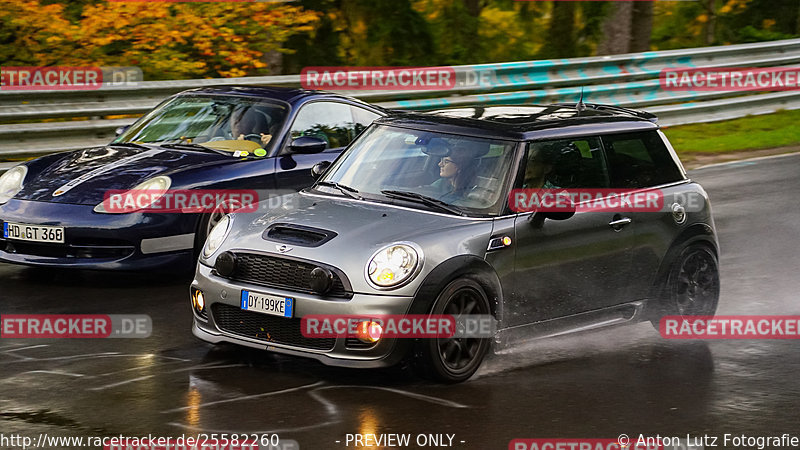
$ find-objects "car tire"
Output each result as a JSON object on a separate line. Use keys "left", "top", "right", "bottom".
{"left": 651, "top": 244, "right": 720, "bottom": 329}
{"left": 413, "top": 278, "right": 491, "bottom": 383}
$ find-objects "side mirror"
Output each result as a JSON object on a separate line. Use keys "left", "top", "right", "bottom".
{"left": 290, "top": 136, "right": 327, "bottom": 154}
{"left": 115, "top": 125, "right": 131, "bottom": 137}
{"left": 311, "top": 161, "right": 331, "bottom": 179}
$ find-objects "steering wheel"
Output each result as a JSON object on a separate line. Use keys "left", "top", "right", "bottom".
{"left": 242, "top": 133, "right": 263, "bottom": 143}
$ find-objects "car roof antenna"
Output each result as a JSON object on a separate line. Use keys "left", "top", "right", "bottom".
{"left": 576, "top": 87, "right": 587, "bottom": 113}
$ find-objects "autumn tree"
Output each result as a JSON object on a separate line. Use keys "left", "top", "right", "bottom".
{"left": 0, "top": 0, "right": 75, "bottom": 66}
{"left": 0, "top": 0, "right": 320, "bottom": 79}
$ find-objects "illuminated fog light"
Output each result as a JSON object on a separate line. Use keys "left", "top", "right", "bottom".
{"left": 356, "top": 320, "right": 383, "bottom": 343}
{"left": 193, "top": 290, "right": 205, "bottom": 312}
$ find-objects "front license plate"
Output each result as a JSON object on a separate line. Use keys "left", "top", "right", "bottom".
{"left": 3, "top": 222, "right": 65, "bottom": 244}
{"left": 241, "top": 290, "right": 293, "bottom": 318}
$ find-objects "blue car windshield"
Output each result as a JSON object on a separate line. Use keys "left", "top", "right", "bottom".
{"left": 320, "top": 125, "right": 518, "bottom": 216}
{"left": 115, "top": 95, "right": 289, "bottom": 154}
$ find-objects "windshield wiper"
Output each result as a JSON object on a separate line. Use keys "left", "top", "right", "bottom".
{"left": 317, "top": 181, "right": 362, "bottom": 200}
{"left": 381, "top": 190, "right": 464, "bottom": 216}
{"left": 108, "top": 142, "right": 149, "bottom": 150}
{"left": 158, "top": 143, "right": 229, "bottom": 156}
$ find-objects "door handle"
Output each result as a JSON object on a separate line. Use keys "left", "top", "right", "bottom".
{"left": 608, "top": 217, "right": 632, "bottom": 229}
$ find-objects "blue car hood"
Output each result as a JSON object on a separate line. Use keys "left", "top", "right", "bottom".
{"left": 16, "top": 145, "right": 233, "bottom": 205}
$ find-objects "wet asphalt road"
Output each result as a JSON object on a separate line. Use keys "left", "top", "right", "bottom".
{"left": 1, "top": 153, "right": 799, "bottom": 450}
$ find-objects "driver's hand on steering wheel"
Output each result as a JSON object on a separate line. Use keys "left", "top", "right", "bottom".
{"left": 237, "top": 133, "right": 272, "bottom": 146}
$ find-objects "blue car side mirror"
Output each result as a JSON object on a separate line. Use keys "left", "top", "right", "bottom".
{"left": 290, "top": 136, "right": 328, "bottom": 154}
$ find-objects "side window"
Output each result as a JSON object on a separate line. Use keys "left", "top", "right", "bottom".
{"left": 289, "top": 102, "right": 379, "bottom": 149}
{"left": 351, "top": 106, "right": 381, "bottom": 138}
{"left": 523, "top": 137, "right": 608, "bottom": 189}
{"left": 602, "top": 131, "right": 684, "bottom": 188}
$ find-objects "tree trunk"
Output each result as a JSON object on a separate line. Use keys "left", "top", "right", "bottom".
{"left": 544, "top": 2, "right": 577, "bottom": 58}
{"left": 463, "top": 0, "right": 482, "bottom": 18}
{"left": 629, "top": 1, "right": 653, "bottom": 53}
{"left": 596, "top": 2, "right": 633, "bottom": 55}
{"left": 703, "top": 0, "right": 717, "bottom": 45}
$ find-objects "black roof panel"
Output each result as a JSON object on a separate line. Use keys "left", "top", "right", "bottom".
{"left": 377, "top": 104, "right": 659, "bottom": 140}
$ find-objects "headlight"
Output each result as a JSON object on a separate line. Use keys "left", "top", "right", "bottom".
{"left": 365, "top": 242, "right": 422, "bottom": 289}
{"left": 202, "top": 214, "right": 231, "bottom": 259}
{"left": 93, "top": 175, "right": 171, "bottom": 213}
{"left": 0, "top": 165, "right": 28, "bottom": 205}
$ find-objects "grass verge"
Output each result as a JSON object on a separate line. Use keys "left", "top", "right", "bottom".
{"left": 662, "top": 109, "right": 800, "bottom": 154}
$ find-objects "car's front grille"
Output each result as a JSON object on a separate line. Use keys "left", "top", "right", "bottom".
{"left": 212, "top": 303, "right": 335, "bottom": 351}
{"left": 228, "top": 252, "right": 351, "bottom": 298}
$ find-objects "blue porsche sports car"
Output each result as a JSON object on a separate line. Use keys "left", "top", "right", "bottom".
{"left": 0, "top": 86, "right": 385, "bottom": 271}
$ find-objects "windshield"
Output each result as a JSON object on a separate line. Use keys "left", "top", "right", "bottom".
{"left": 115, "top": 95, "right": 289, "bottom": 155}
{"left": 319, "top": 125, "right": 518, "bottom": 216}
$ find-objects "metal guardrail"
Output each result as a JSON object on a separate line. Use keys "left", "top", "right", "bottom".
{"left": 1, "top": 38, "right": 799, "bottom": 163}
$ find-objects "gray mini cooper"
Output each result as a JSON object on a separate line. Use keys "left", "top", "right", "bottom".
{"left": 190, "top": 104, "right": 720, "bottom": 383}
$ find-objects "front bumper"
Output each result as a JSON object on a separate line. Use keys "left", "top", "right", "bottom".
{"left": 0, "top": 198, "right": 196, "bottom": 270}
{"left": 191, "top": 262, "right": 415, "bottom": 368}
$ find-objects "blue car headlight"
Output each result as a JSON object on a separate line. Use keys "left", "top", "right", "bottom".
{"left": 93, "top": 175, "right": 171, "bottom": 213}
{"left": 0, "top": 165, "right": 28, "bottom": 205}
{"left": 365, "top": 242, "right": 423, "bottom": 289}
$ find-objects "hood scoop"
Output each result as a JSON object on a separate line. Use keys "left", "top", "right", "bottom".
{"left": 262, "top": 223, "right": 337, "bottom": 248}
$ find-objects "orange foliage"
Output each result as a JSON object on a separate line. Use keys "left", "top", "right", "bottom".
{"left": 0, "top": 1, "right": 320, "bottom": 79}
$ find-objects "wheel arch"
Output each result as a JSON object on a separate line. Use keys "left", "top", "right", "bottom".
{"left": 410, "top": 255, "right": 503, "bottom": 320}
{"left": 648, "top": 221, "right": 719, "bottom": 300}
